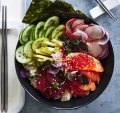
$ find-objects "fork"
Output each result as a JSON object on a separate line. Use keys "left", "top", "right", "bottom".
{"left": 1, "top": 5, "right": 8, "bottom": 113}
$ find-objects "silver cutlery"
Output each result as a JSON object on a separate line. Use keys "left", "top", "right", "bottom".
{"left": 1, "top": 5, "right": 8, "bottom": 113}
{"left": 95, "top": 0, "right": 115, "bottom": 19}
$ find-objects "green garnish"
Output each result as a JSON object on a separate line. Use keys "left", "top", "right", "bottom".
{"left": 39, "top": 60, "right": 52, "bottom": 71}
{"left": 52, "top": 82, "right": 59, "bottom": 88}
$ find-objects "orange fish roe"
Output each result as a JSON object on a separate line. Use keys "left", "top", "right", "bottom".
{"left": 65, "top": 53, "right": 103, "bottom": 72}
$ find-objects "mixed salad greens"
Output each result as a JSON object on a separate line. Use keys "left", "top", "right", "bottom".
{"left": 15, "top": 0, "right": 109, "bottom": 101}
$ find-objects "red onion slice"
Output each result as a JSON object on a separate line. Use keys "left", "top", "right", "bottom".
{"left": 95, "top": 32, "right": 110, "bottom": 45}
{"left": 87, "top": 42, "right": 103, "bottom": 57}
{"left": 72, "top": 30, "right": 88, "bottom": 41}
{"left": 52, "top": 62, "right": 63, "bottom": 68}
{"left": 85, "top": 25, "right": 106, "bottom": 40}
{"left": 98, "top": 44, "right": 109, "bottom": 59}
{"left": 72, "top": 19, "right": 84, "bottom": 29}
{"left": 74, "top": 24, "right": 89, "bottom": 32}
{"left": 20, "top": 68, "right": 29, "bottom": 78}
{"left": 65, "top": 18, "right": 77, "bottom": 35}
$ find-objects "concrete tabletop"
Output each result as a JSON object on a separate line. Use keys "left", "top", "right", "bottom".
{"left": 20, "top": 0, "right": 120, "bottom": 113}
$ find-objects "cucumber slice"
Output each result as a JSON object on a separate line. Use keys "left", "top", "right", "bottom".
{"left": 39, "top": 29, "right": 45, "bottom": 38}
{"left": 30, "top": 27, "right": 35, "bottom": 40}
{"left": 54, "top": 31, "right": 65, "bottom": 39}
{"left": 52, "top": 24, "right": 65, "bottom": 39}
{"left": 16, "top": 46, "right": 32, "bottom": 64}
{"left": 32, "top": 38, "right": 48, "bottom": 52}
{"left": 41, "top": 32, "right": 46, "bottom": 37}
{"left": 32, "top": 28, "right": 36, "bottom": 40}
{"left": 51, "top": 39, "right": 63, "bottom": 47}
{"left": 19, "top": 29, "right": 25, "bottom": 45}
{"left": 22, "top": 25, "right": 35, "bottom": 43}
{"left": 35, "top": 22, "right": 45, "bottom": 39}
{"left": 44, "top": 16, "right": 59, "bottom": 30}
{"left": 24, "top": 41, "right": 34, "bottom": 58}
{"left": 45, "top": 26, "right": 56, "bottom": 39}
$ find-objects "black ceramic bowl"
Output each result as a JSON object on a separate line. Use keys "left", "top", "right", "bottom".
{"left": 15, "top": 13, "right": 114, "bottom": 109}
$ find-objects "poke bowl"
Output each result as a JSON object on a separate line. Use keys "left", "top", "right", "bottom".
{"left": 15, "top": 0, "right": 114, "bottom": 109}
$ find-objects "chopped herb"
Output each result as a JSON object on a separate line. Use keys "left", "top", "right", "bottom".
{"left": 52, "top": 82, "right": 59, "bottom": 88}
{"left": 39, "top": 60, "right": 52, "bottom": 71}
{"left": 64, "top": 47, "right": 72, "bottom": 55}
{"left": 57, "top": 70, "right": 65, "bottom": 76}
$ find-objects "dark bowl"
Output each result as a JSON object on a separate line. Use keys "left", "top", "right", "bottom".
{"left": 15, "top": 13, "right": 114, "bottom": 109}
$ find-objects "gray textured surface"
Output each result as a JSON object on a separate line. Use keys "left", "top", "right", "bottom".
{"left": 20, "top": 0, "right": 120, "bottom": 113}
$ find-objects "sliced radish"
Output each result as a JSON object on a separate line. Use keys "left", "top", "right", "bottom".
{"left": 87, "top": 42, "right": 103, "bottom": 57}
{"left": 99, "top": 26, "right": 106, "bottom": 36}
{"left": 85, "top": 25, "right": 106, "bottom": 40}
{"left": 74, "top": 24, "right": 89, "bottom": 32}
{"left": 72, "top": 19, "right": 84, "bottom": 29}
{"left": 65, "top": 18, "right": 77, "bottom": 35}
{"left": 95, "top": 32, "right": 110, "bottom": 45}
{"left": 98, "top": 44, "right": 109, "bottom": 59}
{"left": 72, "top": 30, "right": 88, "bottom": 41}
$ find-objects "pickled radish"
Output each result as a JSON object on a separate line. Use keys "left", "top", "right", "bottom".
{"left": 87, "top": 42, "right": 103, "bottom": 57}
{"left": 74, "top": 24, "right": 89, "bottom": 32}
{"left": 85, "top": 25, "right": 106, "bottom": 40}
{"left": 98, "top": 44, "right": 109, "bottom": 59}
{"left": 72, "top": 30, "right": 88, "bottom": 41}
{"left": 95, "top": 32, "right": 109, "bottom": 45}
{"left": 65, "top": 18, "right": 77, "bottom": 35}
{"left": 72, "top": 19, "right": 84, "bottom": 29}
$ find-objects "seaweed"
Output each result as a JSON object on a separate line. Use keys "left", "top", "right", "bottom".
{"left": 22, "top": 0, "right": 88, "bottom": 24}
{"left": 22, "top": 0, "right": 52, "bottom": 24}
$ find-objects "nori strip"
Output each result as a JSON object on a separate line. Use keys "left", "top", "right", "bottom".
{"left": 22, "top": 0, "right": 90, "bottom": 24}
{"left": 22, "top": 0, "right": 52, "bottom": 24}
